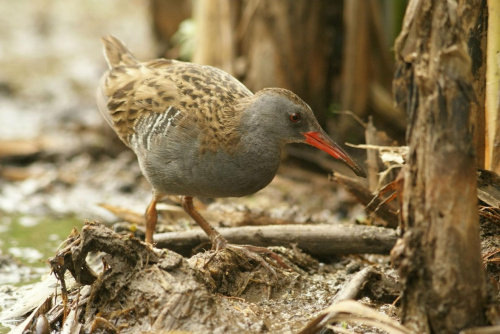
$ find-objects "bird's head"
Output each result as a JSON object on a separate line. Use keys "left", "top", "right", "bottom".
{"left": 243, "top": 88, "right": 366, "bottom": 178}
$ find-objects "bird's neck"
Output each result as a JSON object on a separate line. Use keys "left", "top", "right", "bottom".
{"left": 236, "top": 118, "right": 283, "bottom": 173}
{"left": 233, "top": 96, "right": 286, "bottom": 172}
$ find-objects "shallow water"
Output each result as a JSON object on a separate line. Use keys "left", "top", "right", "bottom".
{"left": 0, "top": 214, "right": 83, "bottom": 270}
{"left": 0, "top": 214, "right": 83, "bottom": 332}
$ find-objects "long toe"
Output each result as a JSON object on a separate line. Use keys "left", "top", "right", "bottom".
{"left": 225, "top": 243, "right": 292, "bottom": 274}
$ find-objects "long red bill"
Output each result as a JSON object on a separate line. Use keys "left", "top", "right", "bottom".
{"left": 303, "top": 130, "right": 366, "bottom": 177}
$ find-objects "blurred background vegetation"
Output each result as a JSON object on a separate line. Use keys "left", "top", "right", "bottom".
{"left": 152, "top": 0, "right": 407, "bottom": 143}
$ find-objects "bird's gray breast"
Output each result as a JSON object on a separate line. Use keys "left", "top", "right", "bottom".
{"left": 184, "top": 147, "right": 281, "bottom": 198}
{"left": 130, "top": 109, "right": 281, "bottom": 198}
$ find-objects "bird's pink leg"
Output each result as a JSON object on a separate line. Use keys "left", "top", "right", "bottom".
{"left": 145, "top": 194, "right": 160, "bottom": 244}
{"left": 181, "top": 196, "right": 227, "bottom": 250}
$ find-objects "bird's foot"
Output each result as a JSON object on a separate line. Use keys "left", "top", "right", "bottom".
{"left": 228, "top": 244, "right": 291, "bottom": 270}
{"left": 211, "top": 233, "right": 228, "bottom": 250}
{"left": 181, "top": 196, "right": 291, "bottom": 274}
{"left": 207, "top": 240, "right": 292, "bottom": 277}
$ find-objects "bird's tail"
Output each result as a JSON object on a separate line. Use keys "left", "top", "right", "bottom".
{"left": 101, "top": 35, "right": 139, "bottom": 69}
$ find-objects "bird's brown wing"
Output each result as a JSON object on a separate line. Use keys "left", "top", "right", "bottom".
{"left": 97, "top": 62, "right": 181, "bottom": 146}
{"left": 98, "top": 36, "right": 254, "bottom": 152}
{"left": 98, "top": 62, "right": 254, "bottom": 152}
{"left": 98, "top": 35, "right": 184, "bottom": 146}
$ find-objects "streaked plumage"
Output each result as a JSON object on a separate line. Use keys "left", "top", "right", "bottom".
{"left": 97, "top": 37, "right": 252, "bottom": 154}
{"left": 97, "top": 35, "right": 365, "bottom": 249}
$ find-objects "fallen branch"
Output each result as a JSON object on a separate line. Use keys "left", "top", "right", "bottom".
{"left": 332, "top": 266, "right": 376, "bottom": 302}
{"left": 154, "top": 224, "right": 398, "bottom": 257}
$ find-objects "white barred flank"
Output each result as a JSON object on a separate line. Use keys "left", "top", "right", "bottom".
{"left": 130, "top": 106, "right": 182, "bottom": 151}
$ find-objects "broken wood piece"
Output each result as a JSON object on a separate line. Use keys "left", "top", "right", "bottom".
{"left": 331, "top": 172, "right": 399, "bottom": 228}
{"left": 477, "top": 169, "right": 500, "bottom": 208}
{"left": 333, "top": 168, "right": 500, "bottom": 230}
{"left": 333, "top": 266, "right": 376, "bottom": 302}
{"left": 154, "top": 223, "right": 398, "bottom": 257}
{"left": 364, "top": 117, "right": 401, "bottom": 192}
{"left": 333, "top": 266, "right": 399, "bottom": 304}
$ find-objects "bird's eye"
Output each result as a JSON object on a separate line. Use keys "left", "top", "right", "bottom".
{"left": 290, "top": 113, "right": 301, "bottom": 122}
